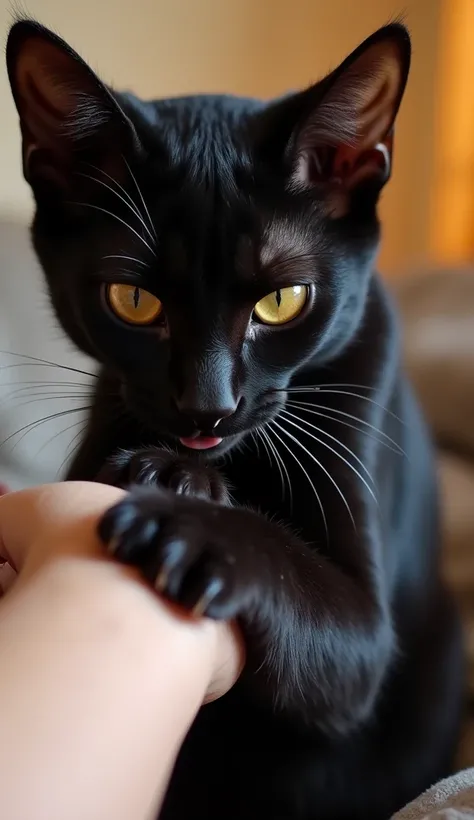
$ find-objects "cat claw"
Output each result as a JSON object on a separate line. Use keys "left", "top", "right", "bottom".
{"left": 190, "top": 578, "right": 225, "bottom": 618}
{"left": 191, "top": 591, "right": 214, "bottom": 618}
{"left": 154, "top": 567, "right": 169, "bottom": 593}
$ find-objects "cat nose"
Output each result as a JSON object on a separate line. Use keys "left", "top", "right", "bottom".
{"left": 176, "top": 405, "right": 237, "bottom": 433}
{"left": 170, "top": 346, "right": 239, "bottom": 431}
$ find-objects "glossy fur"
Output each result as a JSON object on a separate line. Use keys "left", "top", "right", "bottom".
{"left": 7, "top": 19, "right": 464, "bottom": 820}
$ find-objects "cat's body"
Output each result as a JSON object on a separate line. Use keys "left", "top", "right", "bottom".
{"left": 6, "top": 19, "right": 464, "bottom": 820}
{"left": 70, "top": 277, "right": 463, "bottom": 820}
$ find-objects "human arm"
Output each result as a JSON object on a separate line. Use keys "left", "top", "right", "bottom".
{"left": 0, "top": 483, "right": 243, "bottom": 820}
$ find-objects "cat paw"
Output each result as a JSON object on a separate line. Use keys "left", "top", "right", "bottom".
{"left": 97, "top": 487, "right": 259, "bottom": 619}
{"left": 97, "top": 447, "right": 230, "bottom": 504}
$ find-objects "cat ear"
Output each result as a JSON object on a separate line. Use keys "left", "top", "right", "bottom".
{"left": 289, "top": 24, "right": 411, "bottom": 212}
{"left": 6, "top": 20, "right": 139, "bottom": 194}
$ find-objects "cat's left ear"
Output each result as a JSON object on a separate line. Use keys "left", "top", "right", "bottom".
{"left": 6, "top": 19, "right": 140, "bottom": 196}
{"left": 287, "top": 23, "right": 410, "bottom": 209}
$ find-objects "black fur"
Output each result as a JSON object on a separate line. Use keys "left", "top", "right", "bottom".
{"left": 6, "top": 19, "right": 464, "bottom": 820}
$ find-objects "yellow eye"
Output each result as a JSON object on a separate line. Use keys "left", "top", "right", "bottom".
{"left": 106, "top": 283, "right": 163, "bottom": 325}
{"left": 253, "top": 286, "right": 308, "bottom": 325}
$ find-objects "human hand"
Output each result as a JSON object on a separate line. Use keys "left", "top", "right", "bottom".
{"left": 0, "top": 481, "right": 127, "bottom": 589}
{"left": 0, "top": 481, "right": 244, "bottom": 701}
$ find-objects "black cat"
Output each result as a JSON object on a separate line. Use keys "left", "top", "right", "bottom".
{"left": 6, "top": 19, "right": 464, "bottom": 820}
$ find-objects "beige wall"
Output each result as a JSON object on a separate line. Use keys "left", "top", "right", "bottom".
{"left": 0, "top": 0, "right": 442, "bottom": 272}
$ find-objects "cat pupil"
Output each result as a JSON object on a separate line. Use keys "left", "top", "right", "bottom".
{"left": 275, "top": 290, "right": 282, "bottom": 308}
{"left": 133, "top": 287, "right": 140, "bottom": 309}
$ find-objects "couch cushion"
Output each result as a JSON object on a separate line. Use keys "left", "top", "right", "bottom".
{"left": 0, "top": 218, "right": 96, "bottom": 488}
{"left": 392, "top": 268, "right": 474, "bottom": 456}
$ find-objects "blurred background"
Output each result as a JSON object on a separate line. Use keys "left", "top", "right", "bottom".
{"left": 1, "top": 0, "right": 474, "bottom": 774}
{"left": 0, "top": 0, "right": 473, "bottom": 273}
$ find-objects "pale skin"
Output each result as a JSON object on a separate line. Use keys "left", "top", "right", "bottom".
{"left": 0, "top": 482, "right": 245, "bottom": 820}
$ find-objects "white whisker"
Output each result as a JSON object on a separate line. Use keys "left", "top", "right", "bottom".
{"left": 123, "top": 156, "right": 157, "bottom": 242}
{"left": 280, "top": 408, "right": 377, "bottom": 505}
{"left": 271, "top": 420, "right": 329, "bottom": 541}
{"left": 255, "top": 427, "right": 270, "bottom": 465}
{"left": 87, "top": 163, "right": 142, "bottom": 212}
{"left": 284, "top": 387, "right": 404, "bottom": 425}
{"left": 261, "top": 426, "right": 284, "bottom": 489}
{"left": 77, "top": 171, "right": 156, "bottom": 245}
{"left": 249, "top": 430, "right": 261, "bottom": 457}
{"left": 264, "top": 425, "right": 293, "bottom": 511}
{"left": 2, "top": 406, "right": 92, "bottom": 454}
{"left": 57, "top": 422, "right": 89, "bottom": 478}
{"left": 0, "top": 378, "right": 93, "bottom": 389}
{"left": 0, "top": 384, "right": 92, "bottom": 402}
{"left": 36, "top": 418, "right": 86, "bottom": 459}
{"left": 256, "top": 427, "right": 283, "bottom": 498}
{"left": 257, "top": 427, "right": 282, "bottom": 494}
{"left": 283, "top": 408, "right": 375, "bottom": 484}
{"left": 286, "top": 400, "right": 406, "bottom": 456}
{"left": 1, "top": 394, "right": 92, "bottom": 412}
{"left": 0, "top": 350, "right": 97, "bottom": 379}
{"left": 285, "top": 383, "right": 380, "bottom": 392}
{"left": 102, "top": 254, "right": 147, "bottom": 267}
{"left": 275, "top": 417, "right": 356, "bottom": 532}
{"left": 261, "top": 426, "right": 292, "bottom": 510}
{"left": 86, "top": 162, "right": 153, "bottom": 234}
{"left": 68, "top": 202, "right": 155, "bottom": 256}
{"left": 286, "top": 401, "right": 400, "bottom": 455}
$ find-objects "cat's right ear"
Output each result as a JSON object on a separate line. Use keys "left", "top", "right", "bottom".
{"left": 6, "top": 20, "right": 139, "bottom": 195}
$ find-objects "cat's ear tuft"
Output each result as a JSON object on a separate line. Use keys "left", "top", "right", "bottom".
{"left": 289, "top": 23, "right": 411, "bottom": 212}
{"left": 6, "top": 20, "right": 138, "bottom": 192}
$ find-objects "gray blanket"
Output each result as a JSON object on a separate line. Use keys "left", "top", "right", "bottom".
{"left": 392, "top": 769, "right": 474, "bottom": 819}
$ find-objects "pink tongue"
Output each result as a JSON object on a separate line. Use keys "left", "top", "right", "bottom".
{"left": 179, "top": 436, "right": 222, "bottom": 450}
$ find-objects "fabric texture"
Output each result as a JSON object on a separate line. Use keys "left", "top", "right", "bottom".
{"left": 391, "top": 769, "right": 474, "bottom": 819}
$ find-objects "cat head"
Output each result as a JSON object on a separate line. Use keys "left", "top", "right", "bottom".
{"left": 6, "top": 19, "right": 410, "bottom": 457}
